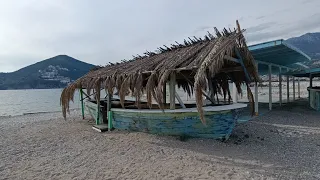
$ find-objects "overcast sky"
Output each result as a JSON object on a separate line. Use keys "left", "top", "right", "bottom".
{"left": 0, "top": 0, "right": 320, "bottom": 72}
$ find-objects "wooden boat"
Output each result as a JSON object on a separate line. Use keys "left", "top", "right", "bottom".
{"left": 84, "top": 98, "right": 247, "bottom": 139}
{"left": 112, "top": 104, "right": 246, "bottom": 139}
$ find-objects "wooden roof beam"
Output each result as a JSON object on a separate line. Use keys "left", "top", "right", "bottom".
{"left": 142, "top": 55, "right": 240, "bottom": 75}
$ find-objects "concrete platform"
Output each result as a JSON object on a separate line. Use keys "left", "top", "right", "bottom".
{"left": 92, "top": 124, "right": 109, "bottom": 132}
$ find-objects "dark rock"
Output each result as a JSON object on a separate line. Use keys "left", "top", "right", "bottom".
{"left": 230, "top": 134, "right": 238, "bottom": 139}
{"left": 174, "top": 177, "right": 184, "bottom": 180}
{"left": 179, "top": 135, "right": 189, "bottom": 142}
{"left": 220, "top": 137, "right": 227, "bottom": 142}
{"left": 244, "top": 134, "right": 249, "bottom": 138}
{"left": 234, "top": 139, "right": 242, "bottom": 145}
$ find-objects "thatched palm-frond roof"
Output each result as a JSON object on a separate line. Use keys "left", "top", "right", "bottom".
{"left": 61, "top": 21, "right": 259, "bottom": 123}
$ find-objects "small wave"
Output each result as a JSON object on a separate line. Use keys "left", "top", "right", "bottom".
{"left": 22, "top": 108, "right": 80, "bottom": 116}
{"left": 0, "top": 108, "right": 81, "bottom": 118}
{"left": 0, "top": 115, "right": 12, "bottom": 118}
{"left": 23, "top": 111, "right": 56, "bottom": 115}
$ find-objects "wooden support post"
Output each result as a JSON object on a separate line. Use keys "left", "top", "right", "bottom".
{"left": 80, "top": 88, "right": 85, "bottom": 119}
{"left": 235, "top": 49, "right": 251, "bottom": 82}
{"left": 309, "top": 74, "right": 313, "bottom": 104}
{"left": 254, "top": 62, "right": 258, "bottom": 115}
{"left": 163, "top": 83, "right": 167, "bottom": 105}
{"left": 108, "top": 111, "right": 113, "bottom": 130}
{"left": 254, "top": 82, "right": 258, "bottom": 115}
{"left": 175, "top": 91, "right": 186, "bottom": 108}
{"left": 268, "top": 65, "right": 272, "bottom": 110}
{"left": 107, "top": 92, "right": 112, "bottom": 131}
{"left": 169, "top": 73, "right": 176, "bottom": 110}
{"left": 298, "top": 78, "right": 300, "bottom": 98}
{"left": 96, "top": 91, "right": 100, "bottom": 125}
{"left": 287, "top": 69, "right": 290, "bottom": 103}
{"left": 232, "top": 83, "right": 238, "bottom": 103}
{"left": 96, "top": 103, "right": 100, "bottom": 125}
{"left": 279, "top": 67, "right": 282, "bottom": 106}
{"left": 95, "top": 81, "right": 101, "bottom": 125}
{"left": 293, "top": 77, "right": 296, "bottom": 101}
{"left": 208, "top": 76, "right": 215, "bottom": 103}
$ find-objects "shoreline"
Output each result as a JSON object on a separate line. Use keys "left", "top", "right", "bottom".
{"left": 0, "top": 108, "right": 81, "bottom": 119}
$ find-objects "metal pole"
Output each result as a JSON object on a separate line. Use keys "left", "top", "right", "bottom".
{"left": 95, "top": 85, "right": 101, "bottom": 125}
{"left": 287, "top": 69, "right": 290, "bottom": 103}
{"left": 309, "top": 74, "right": 313, "bottom": 104}
{"left": 107, "top": 92, "right": 112, "bottom": 131}
{"left": 80, "top": 88, "right": 85, "bottom": 119}
{"left": 298, "top": 78, "right": 300, "bottom": 98}
{"left": 96, "top": 99, "right": 100, "bottom": 125}
{"left": 254, "top": 62, "right": 259, "bottom": 115}
{"left": 279, "top": 67, "right": 282, "bottom": 106}
{"left": 269, "top": 65, "right": 272, "bottom": 110}
{"left": 293, "top": 77, "right": 296, "bottom": 101}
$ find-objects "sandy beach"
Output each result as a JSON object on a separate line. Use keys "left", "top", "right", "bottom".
{"left": 1, "top": 100, "right": 320, "bottom": 180}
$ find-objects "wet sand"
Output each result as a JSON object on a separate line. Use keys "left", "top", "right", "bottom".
{"left": 1, "top": 100, "right": 320, "bottom": 179}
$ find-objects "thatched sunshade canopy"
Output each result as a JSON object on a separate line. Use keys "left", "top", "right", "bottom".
{"left": 61, "top": 21, "right": 259, "bottom": 123}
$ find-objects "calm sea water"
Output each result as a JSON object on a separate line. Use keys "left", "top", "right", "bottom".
{"left": 0, "top": 89, "right": 81, "bottom": 117}
{"left": 0, "top": 82, "right": 311, "bottom": 117}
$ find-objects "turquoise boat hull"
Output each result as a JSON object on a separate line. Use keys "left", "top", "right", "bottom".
{"left": 111, "top": 104, "right": 246, "bottom": 139}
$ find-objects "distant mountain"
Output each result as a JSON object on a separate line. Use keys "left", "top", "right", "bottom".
{"left": 286, "top": 32, "right": 320, "bottom": 60}
{"left": 0, "top": 55, "right": 95, "bottom": 90}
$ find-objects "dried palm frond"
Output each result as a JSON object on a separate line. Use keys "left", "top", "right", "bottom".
{"left": 156, "top": 70, "right": 172, "bottom": 107}
{"left": 146, "top": 72, "right": 158, "bottom": 108}
{"left": 133, "top": 72, "right": 143, "bottom": 109}
{"left": 119, "top": 75, "right": 131, "bottom": 108}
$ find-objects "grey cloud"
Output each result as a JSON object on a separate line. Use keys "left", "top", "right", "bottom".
{"left": 1, "top": 0, "right": 320, "bottom": 72}
{"left": 246, "top": 22, "right": 277, "bottom": 34}
{"left": 192, "top": 26, "right": 213, "bottom": 34}
{"left": 256, "top": 16, "right": 265, "bottom": 20}
{"left": 0, "top": 54, "right": 41, "bottom": 72}
{"left": 238, "top": 17, "right": 245, "bottom": 21}
{"left": 301, "top": 0, "right": 317, "bottom": 4}
{"left": 246, "top": 13, "right": 320, "bottom": 44}
{"left": 246, "top": 30, "right": 286, "bottom": 43}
